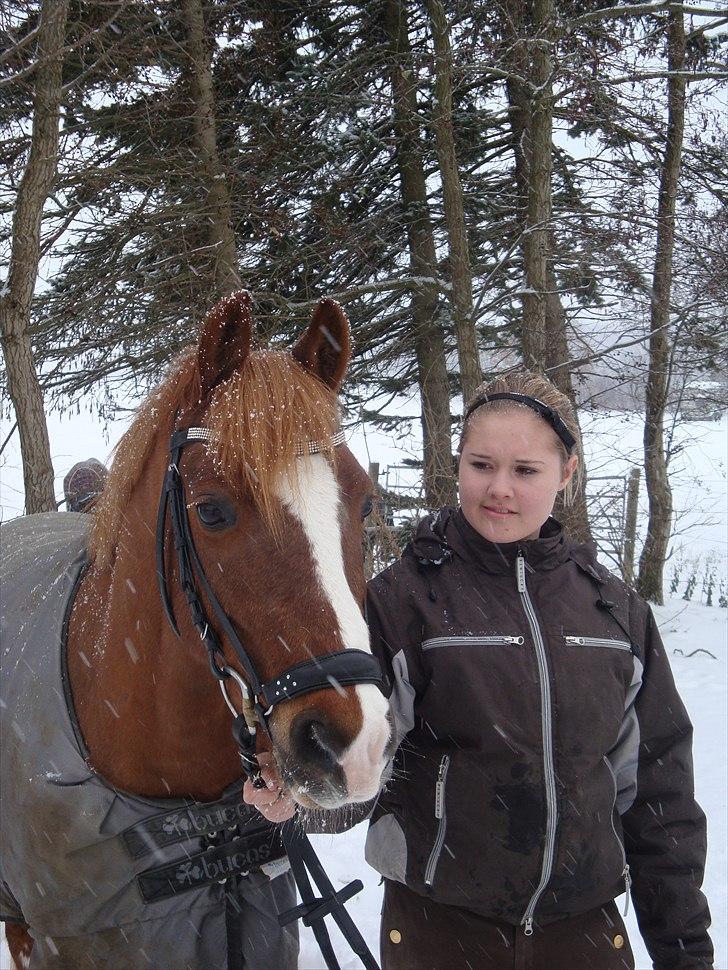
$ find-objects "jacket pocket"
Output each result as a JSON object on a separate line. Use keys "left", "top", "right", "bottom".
{"left": 424, "top": 754, "right": 450, "bottom": 887}
{"left": 564, "top": 636, "right": 631, "bottom": 652}
{"left": 422, "top": 635, "right": 524, "bottom": 650}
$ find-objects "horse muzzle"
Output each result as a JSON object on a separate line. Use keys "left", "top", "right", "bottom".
{"left": 273, "top": 687, "right": 392, "bottom": 810}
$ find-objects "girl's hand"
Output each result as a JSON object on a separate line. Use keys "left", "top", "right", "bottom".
{"left": 242, "top": 751, "right": 296, "bottom": 823}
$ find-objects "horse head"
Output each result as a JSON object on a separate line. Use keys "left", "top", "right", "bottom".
{"left": 88, "top": 292, "right": 392, "bottom": 810}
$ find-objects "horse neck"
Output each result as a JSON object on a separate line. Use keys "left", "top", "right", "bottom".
{"left": 67, "top": 467, "right": 242, "bottom": 802}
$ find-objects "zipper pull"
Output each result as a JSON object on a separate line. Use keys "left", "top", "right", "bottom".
{"left": 523, "top": 915, "right": 533, "bottom": 936}
{"left": 516, "top": 553, "right": 526, "bottom": 593}
{"left": 622, "top": 864, "right": 632, "bottom": 916}
{"left": 434, "top": 757, "right": 448, "bottom": 819}
{"left": 505, "top": 636, "right": 525, "bottom": 645}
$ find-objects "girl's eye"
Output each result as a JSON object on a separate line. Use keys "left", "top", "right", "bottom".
{"left": 361, "top": 496, "right": 374, "bottom": 520}
{"left": 196, "top": 500, "right": 235, "bottom": 530}
{"left": 471, "top": 461, "right": 490, "bottom": 471}
{"left": 517, "top": 467, "right": 537, "bottom": 476}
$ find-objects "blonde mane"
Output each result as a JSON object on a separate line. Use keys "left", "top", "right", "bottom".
{"left": 90, "top": 347, "right": 339, "bottom": 568}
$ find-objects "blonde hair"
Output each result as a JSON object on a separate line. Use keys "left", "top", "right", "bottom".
{"left": 459, "top": 369, "right": 583, "bottom": 507}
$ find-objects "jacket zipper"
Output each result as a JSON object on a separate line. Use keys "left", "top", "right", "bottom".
{"left": 517, "top": 553, "right": 558, "bottom": 937}
{"left": 424, "top": 754, "right": 450, "bottom": 887}
{"left": 565, "top": 636, "right": 631, "bottom": 652}
{"left": 603, "top": 755, "right": 632, "bottom": 916}
{"left": 422, "top": 635, "right": 525, "bottom": 650}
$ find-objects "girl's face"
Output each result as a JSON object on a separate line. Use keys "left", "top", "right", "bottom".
{"left": 458, "top": 408, "right": 577, "bottom": 544}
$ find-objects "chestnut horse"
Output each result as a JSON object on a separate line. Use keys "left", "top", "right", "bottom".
{"left": 1, "top": 292, "right": 391, "bottom": 969}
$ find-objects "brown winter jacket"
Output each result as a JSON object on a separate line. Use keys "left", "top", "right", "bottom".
{"left": 364, "top": 509, "right": 712, "bottom": 970}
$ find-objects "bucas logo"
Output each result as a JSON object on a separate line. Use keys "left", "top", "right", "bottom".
{"left": 174, "top": 844, "right": 273, "bottom": 886}
{"left": 162, "top": 802, "right": 249, "bottom": 837}
{"left": 162, "top": 814, "right": 192, "bottom": 836}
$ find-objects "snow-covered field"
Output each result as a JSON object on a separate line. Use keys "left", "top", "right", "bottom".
{"left": 1, "top": 410, "right": 725, "bottom": 968}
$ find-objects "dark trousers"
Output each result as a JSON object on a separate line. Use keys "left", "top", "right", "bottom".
{"left": 380, "top": 879, "right": 635, "bottom": 970}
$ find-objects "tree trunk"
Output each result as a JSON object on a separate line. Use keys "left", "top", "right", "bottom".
{"left": 637, "top": 12, "right": 685, "bottom": 604}
{"left": 425, "top": 0, "right": 481, "bottom": 405}
{"left": 504, "top": 4, "right": 593, "bottom": 543}
{"left": 542, "top": 257, "right": 592, "bottom": 542}
{"left": 385, "top": 0, "right": 456, "bottom": 509}
{"left": 0, "top": 0, "right": 69, "bottom": 514}
{"left": 180, "top": 0, "right": 241, "bottom": 297}
{"left": 519, "top": 0, "right": 552, "bottom": 370}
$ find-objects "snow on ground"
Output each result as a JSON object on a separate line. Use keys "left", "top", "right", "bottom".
{"left": 1, "top": 409, "right": 725, "bottom": 968}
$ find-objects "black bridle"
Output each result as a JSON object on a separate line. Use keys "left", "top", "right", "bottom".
{"left": 155, "top": 425, "right": 383, "bottom": 970}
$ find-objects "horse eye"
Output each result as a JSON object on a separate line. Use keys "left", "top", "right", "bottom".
{"left": 196, "top": 501, "right": 234, "bottom": 530}
{"left": 361, "top": 497, "right": 373, "bottom": 520}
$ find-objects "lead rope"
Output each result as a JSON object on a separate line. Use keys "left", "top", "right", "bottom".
{"left": 216, "top": 662, "right": 380, "bottom": 969}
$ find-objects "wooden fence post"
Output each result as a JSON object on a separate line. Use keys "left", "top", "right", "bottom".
{"left": 622, "top": 467, "right": 641, "bottom": 586}
{"left": 364, "top": 463, "right": 380, "bottom": 579}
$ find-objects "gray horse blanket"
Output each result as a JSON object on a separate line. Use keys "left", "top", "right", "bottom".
{"left": 0, "top": 513, "right": 297, "bottom": 969}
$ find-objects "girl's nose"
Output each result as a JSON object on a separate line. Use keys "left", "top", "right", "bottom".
{"left": 487, "top": 471, "right": 514, "bottom": 499}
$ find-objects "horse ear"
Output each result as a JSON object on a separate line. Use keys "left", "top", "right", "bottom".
{"left": 291, "top": 299, "right": 351, "bottom": 391}
{"left": 197, "top": 290, "right": 253, "bottom": 397}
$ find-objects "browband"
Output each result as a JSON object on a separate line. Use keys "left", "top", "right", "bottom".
{"left": 178, "top": 426, "right": 346, "bottom": 455}
{"left": 463, "top": 392, "right": 576, "bottom": 454}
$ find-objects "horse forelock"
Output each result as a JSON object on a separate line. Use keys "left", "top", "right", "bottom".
{"left": 205, "top": 351, "right": 339, "bottom": 537}
{"left": 89, "top": 346, "right": 339, "bottom": 568}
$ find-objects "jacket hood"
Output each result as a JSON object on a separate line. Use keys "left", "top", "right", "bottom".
{"left": 407, "top": 506, "right": 575, "bottom": 574}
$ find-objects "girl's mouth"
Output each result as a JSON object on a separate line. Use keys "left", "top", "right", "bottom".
{"left": 482, "top": 506, "right": 515, "bottom": 517}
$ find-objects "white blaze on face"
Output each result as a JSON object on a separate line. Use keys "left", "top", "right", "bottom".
{"left": 275, "top": 454, "right": 390, "bottom": 801}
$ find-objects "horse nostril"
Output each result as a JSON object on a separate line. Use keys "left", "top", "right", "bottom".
{"left": 290, "top": 711, "right": 346, "bottom": 769}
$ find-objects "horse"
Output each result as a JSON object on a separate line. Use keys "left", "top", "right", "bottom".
{"left": 0, "top": 291, "right": 393, "bottom": 970}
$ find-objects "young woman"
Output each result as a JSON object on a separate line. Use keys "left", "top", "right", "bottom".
{"left": 245, "top": 371, "right": 713, "bottom": 970}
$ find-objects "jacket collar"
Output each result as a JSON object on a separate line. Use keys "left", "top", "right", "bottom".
{"left": 449, "top": 508, "right": 571, "bottom": 573}
{"left": 408, "top": 507, "right": 571, "bottom": 574}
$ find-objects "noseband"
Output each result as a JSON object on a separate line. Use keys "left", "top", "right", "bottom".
{"left": 155, "top": 426, "right": 385, "bottom": 774}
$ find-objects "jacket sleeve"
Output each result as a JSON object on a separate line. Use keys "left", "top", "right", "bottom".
{"left": 366, "top": 565, "right": 430, "bottom": 748}
{"left": 620, "top": 606, "right": 712, "bottom": 970}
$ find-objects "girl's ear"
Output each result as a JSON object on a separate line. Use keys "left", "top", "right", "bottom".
{"left": 559, "top": 455, "right": 579, "bottom": 490}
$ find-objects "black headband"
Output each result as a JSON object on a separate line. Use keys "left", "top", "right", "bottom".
{"left": 462, "top": 392, "right": 576, "bottom": 454}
